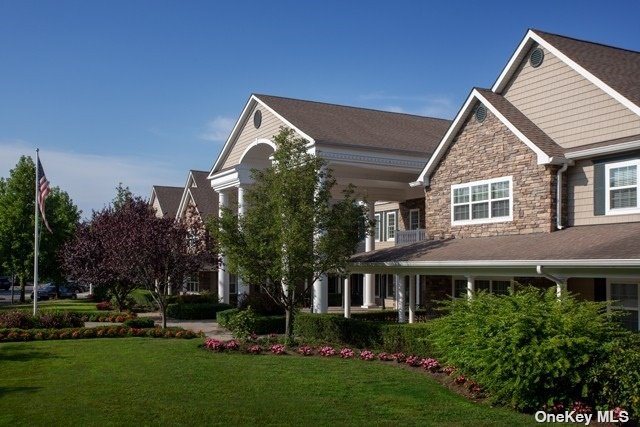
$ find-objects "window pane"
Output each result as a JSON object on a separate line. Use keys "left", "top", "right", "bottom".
{"left": 610, "top": 165, "right": 637, "bottom": 187}
{"left": 410, "top": 210, "right": 419, "bottom": 230}
{"left": 492, "top": 280, "right": 511, "bottom": 295}
{"left": 472, "top": 202, "right": 489, "bottom": 219}
{"left": 453, "top": 187, "right": 469, "bottom": 204}
{"left": 471, "top": 184, "right": 489, "bottom": 202}
{"left": 454, "top": 205, "right": 469, "bottom": 221}
{"left": 454, "top": 280, "right": 467, "bottom": 298}
{"left": 475, "top": 280, "right": 490, "bottom": 292}
{"left": 387, "top": 213, "right": 396, "bottom": 239}
{"left": 610, "top": 188, "right": 637, "bottom": 209}
{"left": 375, "top": 214, "right": 381, "bottom": 240}
{"left": 620, "top": 310, "right": 639, "bottom": 331}
{"left": 491, "top": 181, "right": 510, "bottom": 199}
{"left": 611, "top": 283, "right": 638, "bottom": 309}
{"left": 491, "top": 200, "right": 510, "bottom": 217}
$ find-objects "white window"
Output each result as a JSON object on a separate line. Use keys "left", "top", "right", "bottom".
{"left": 451, "top": 176, "right": 513, "bottom": 225}
{"left": 374, "top": 213, "right": 382, "bottom": 241}
{"left": 186, "top": 276, "right": 199, "bottom": 293}
{"left": 452, "top": 279, "right": 468, "bottom": 298}
{"left": 386, "top": 211, "right": 397, "bottom": 240}
{"left": 607, "top": 280, "right": 640, "bottom": 331}
{"left": 409, "top": 209, "right": 420, "bottom": 230}
{"left": 605, "top": 160, "right": 640, "bottom": 215}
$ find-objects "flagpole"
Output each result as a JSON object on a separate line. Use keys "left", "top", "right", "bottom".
{"left": 33, "top": 148, "right": 39, "bottom": 316}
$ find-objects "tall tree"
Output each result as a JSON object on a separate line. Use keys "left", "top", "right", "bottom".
{"left": 212, "top": 127, "right": 372, "bottom": 340}
{"left": 0, "top": 156, "right": 80, "bottom": 301}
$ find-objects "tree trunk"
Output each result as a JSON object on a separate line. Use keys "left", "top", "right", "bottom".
{"left": 160, "top": 302, "right": 167, "bottom": 329}
{"left": 285, "top": 306, "right": 295, "bottom": 344}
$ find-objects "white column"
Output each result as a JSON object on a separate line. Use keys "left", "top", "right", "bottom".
{"left": 415, "top": 275, "right": 421, "bottom": 308}
{"left": 556, "top": 281, "right": 566, "bottom": 299}
{"left": 236, "top": 185, "right": 249, "bottom": 305}
{"left": 409, "top": 274, "right": 416, "bottom": 324}
{"left": 313, "top": 275, "right": 328, "bottom": 313}
{"left": 466, "top": 276, "right": 475, "bottom": 300}
{"left": 396, "top": 274, "right": 406, "bottom": 323}
{"left": 362, "top": 200, "right": 377, "bottom": 308}
{"left": 343, "top": 275, "right": 351, "bottom": 318}
{"left": 217, "top": 190, "right": 230, "bottom": 304}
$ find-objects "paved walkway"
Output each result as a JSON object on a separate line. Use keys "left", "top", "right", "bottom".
{"left": 137, "top": 312, "right": 234, "bottom": 340}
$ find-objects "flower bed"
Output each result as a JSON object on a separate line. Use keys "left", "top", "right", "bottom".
{"left": 0, "top": 325, "right": 199, "bottom": 342}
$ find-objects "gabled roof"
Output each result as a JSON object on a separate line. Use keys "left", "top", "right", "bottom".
{"left": 493, "top": 29, "right": 640, "bottom": 116}
{"left": 150, "top": 185, "right": 183, "bottom": 219}
{"left": 415, "top": 88, "right": 565, "bottom": 185}
{"left": 210, "top": 94, "right": 451, "bottom": 177}
{"left": 176, "top": 170, "right": 217, "bottom": 221}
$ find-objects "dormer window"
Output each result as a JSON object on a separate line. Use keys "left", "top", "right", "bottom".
{"left": 451, "top": 176, "right": 513, "bottom": 225}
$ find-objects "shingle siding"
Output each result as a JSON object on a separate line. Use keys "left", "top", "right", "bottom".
{"left": 503, "top": 46, "right": 640, "bottom": 149}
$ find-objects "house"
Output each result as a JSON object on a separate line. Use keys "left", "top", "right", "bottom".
{"left": 207, "top": 94, "right": 450, "bottom": 311}
{"left": 150, "top": 171, "right": 218, "bottom": 294}
{"left": 350, "top": 29, "right": 640, "bottom": 330}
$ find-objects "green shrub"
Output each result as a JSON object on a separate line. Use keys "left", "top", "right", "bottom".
{"left": 217, "top": 308, "right": 240, "bottom": 327}
{"left": 378, "top": 323, "right": 433, "bottom": 356}
{"left": 351, "top": 309, "right": 433, "bottom": 323}
{"left": 238, "top": 291, "right": 284, "bottom": 315}
{"left": 227, "top": 307, "right": 257, "bottom": 339}
{"left": 427, "top": 287, "right": 624, "bottom": 411}
{"left": 166, "top": 303, "right": 232, "bottom": 320}
{"left": 129, "top": 289, "right": 158, "bottom": 312}
{"left": 293, "top": 314, "right": 381, "bottom": 348}
{"left": 123, "top": 317, "right": 156, "bottom": 328}
{"left": 253, "top": 315, "right": 286, "bottom": 334}
{"left": 166, "top": 294, "right": 219, "bottom": 305}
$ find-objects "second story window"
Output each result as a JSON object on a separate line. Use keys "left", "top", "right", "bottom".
{"left": 606, "top": 159, "right": 640, "bottom": 215}
{"left": 451, "top": 176, "right": 513, "bottom": 225}
{"left": 374, "top": 213, "right": 382, "bottom": 241}
{"left": 409, "top": 209, "right": 420, "bottom": 230}
{"left": 386, "top": 211, "right": 397, "bottom": 240}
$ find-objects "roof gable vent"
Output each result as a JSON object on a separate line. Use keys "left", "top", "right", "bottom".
{"left": 474, "top": 104, "right": 487, "bottom": 123}
{"left": 529, "top": 47, "right": 544, "bottom": 68}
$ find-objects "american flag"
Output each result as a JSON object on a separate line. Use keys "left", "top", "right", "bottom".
{"left": 37, "top": 158, "right": 52, "bottom": 233}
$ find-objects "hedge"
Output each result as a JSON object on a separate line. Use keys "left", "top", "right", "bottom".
{"left": 166, "top": 303, "right": 233, "bottom": 320}
{"left": 217, "top": 308, "right": 285, "bottom": 334}
{"left": 293, "top": 313, "right": 434, "bottom": 354}
{"left": 166, "top": 294, "right": 219, "bottom": 305}
{"left": 351, "top": 309, "right": 433, "bottom": 323}
{"left": 123, "top": 317, "right": 156, "bottom": 328}
{"left": 217, "top": 308, "right": 240, "bottom": 327}
{"left": 0, "top": 325, "right": 199, "bottom": 342}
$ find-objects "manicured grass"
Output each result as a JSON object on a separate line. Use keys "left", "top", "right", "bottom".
{"left": 0, "top": 299, "right": 100, "bottom": 313}
{"left": 0, "top": 339, "right": 536, "bottom": 426}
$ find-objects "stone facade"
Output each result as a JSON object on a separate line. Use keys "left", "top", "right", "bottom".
{"left": 425, "top": 108, "right": 559, "bottom": 239}
{"left": 398, "top": 197, "right": 425, "bottom": 231}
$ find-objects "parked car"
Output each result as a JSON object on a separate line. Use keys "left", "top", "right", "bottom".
{"left": 0, "top": 276, "right": 12, "bottom": 291}
{"left": 30, "top": 283, "right": 78, "bottom": 300}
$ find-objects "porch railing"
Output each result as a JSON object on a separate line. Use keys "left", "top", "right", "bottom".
{"left": 395, "top": 229, "right": 427, "bottom": 246}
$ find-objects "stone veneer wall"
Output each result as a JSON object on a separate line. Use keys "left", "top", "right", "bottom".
{"left": 398, "top": 198, "right": 425, "bottom": 231}
{"left": 425, "top": 109, "right": 559, "bottom": 239}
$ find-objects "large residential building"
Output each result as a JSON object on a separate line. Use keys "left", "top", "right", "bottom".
{"left": 351, "top": 29, "right": 640, "bottom": 330}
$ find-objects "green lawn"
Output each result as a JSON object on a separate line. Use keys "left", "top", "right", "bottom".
{"left": 0, "top": 339, "right": 535, "bottom": 426}
{"left": 0, "top": 299, "right": 100, "bottom": 313}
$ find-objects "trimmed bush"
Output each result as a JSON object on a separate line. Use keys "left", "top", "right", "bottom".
{"left": 0, "top": 325, "right": 199, "bottom": 342}
{"left": 427, "top": 287, "right": 629, "bottom": 412}
{"left": 217, "top": 308, "right": 240, "bottom": 327}
{"left": 253, "top": 315, "right": 286, "bottom": 335}
{"left": 351, "top": 309, "right": 433, "bottom": 323}
{"left": 123, "top": 317, "right": 156, "bottom": 328}
{"left": 378, "top": 323, "right": 433, "bottom": 356}
{"left": 36, "top": 311, "right": 84, "bottom": 329}
{"left": 166, "top": 303, "right": 232, "bottom": 320}
{"left": 293, "top": 314, "right": 381, "bottom": 348}
{"left": 238, "top": 291, "right": 284, "bottom": 316}
{"left": 166, "top": 294, "right": 218, "bottom": 305}
{"left": 96, "top": 301, "right": 113, "bottom": 311}
{"left": 0, "top": 310, "right": 36, "bottom": 329}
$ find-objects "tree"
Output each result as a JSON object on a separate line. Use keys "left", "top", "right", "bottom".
{"left": 0, "top": 156, "right": 80, "bottom": 302}
{"left": 212, "top": 127, "right": 372, "bottom": 340}
{"left": 62, "top": 196, "right": 211, "bottom": 325}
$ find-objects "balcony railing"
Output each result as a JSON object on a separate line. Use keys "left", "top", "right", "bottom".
{"left": 395, "top": 229, "right": 427, "bottom": 246}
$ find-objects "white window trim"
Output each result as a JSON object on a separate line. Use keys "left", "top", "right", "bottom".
{"left": 451, "top": 277, "right": 514, "bottom": 299}
{"left": 606, "top": 278, "right": 640, "bottom": 330}
{"left": 386, "top": 211, "right": 397, "bottom": 241}
{"left": 605, "top": 159, "right": 640, "bottom": 215}
{"left": 409, "top": 208, "right": 420, "bottom": 230}
{"left": 374, "top": 213, "right": 382, "bottom": 242}
{"left": 451, "top": 176, "right": 513, "bottom": 226}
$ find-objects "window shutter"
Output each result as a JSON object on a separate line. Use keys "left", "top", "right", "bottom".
{"left": 593, "top": 162, "right": 606, "bottom": 216}
{"left": 594, "top": 278, "right": 606, "bottom": 302}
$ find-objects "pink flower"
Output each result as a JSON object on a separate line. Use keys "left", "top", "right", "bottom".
{"left": 405, "top": 356, "right": 422, "bottom": 367}
{"left": 454, "top": 375, "right": 466, "bottom": 385}
{"left": 270, "top": 344, "right": 286, "bottom": 355}
{"left": 392, "top": 352, "right": 406, "bottom": 363}
{"left": 359, "top": 350, "right": 375, "bottom": 361}
{"left": 205, "top": 338, "right": 226, "bottom": 352}
{"left": 247, "top": 344, "right": 262, "bottom": 354}
{"left": 297, "top": 345, "right": 314, "bottom": 356}
{"left": 443, "top": 366, "right": 456, "bottom": 375}
{"left": 339, "top": 348, "right": 354, "bottom": 359}
{"left": 377, "top": 352, "right": 393, "bottom": 361}
{"left": 421, "top": 358, "right": 441, "bottom": 372}
{"left": 225, "top": 340, "right": 240, "bottom": 351}
{"left": 319, "top": 346, "right": 337, "bottom": 357}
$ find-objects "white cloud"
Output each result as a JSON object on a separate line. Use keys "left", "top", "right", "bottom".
{"left": 0, "top": 140, "right": 185, "bottom": 219}
{"left": 199, "top": 116, "right": 235, "bottom": 143}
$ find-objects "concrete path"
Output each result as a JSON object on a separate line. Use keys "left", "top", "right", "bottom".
{"left": 137, "top": 312, "right": 234, "bottom": 340}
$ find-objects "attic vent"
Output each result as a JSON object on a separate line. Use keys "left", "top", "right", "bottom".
{"left": 474, "top": 104, "right": 487, "bottom": 123}
{"left": 529, "top": 47, "right": 544, "bottom": 68}
{"left": 253, "top": 109, "right": 262, "bottom": 129}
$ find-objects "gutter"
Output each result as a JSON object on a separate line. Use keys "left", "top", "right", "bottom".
{"left": 536, "top": 265, "right": 566, "bottom": 298}
{"left": 556, "top": 161, "right": 570, "bottom": 230}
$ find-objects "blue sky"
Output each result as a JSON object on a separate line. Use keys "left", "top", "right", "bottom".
{"left": 1, "top": 0, "right": 639, "bottom": 217}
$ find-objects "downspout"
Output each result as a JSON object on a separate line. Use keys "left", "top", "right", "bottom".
{"left": 536, "top": 265, "right": 566, "bottom": 299}
{"left": 556, "top": 162, "right": 569, "bottom": 230}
